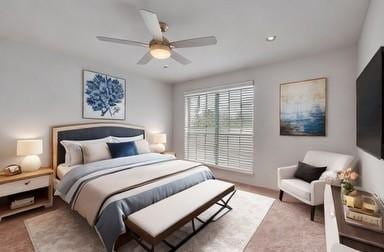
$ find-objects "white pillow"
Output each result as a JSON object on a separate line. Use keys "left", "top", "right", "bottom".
{"left": 60, "top": 137, "right": 112, "bottom": 166}
{"left": 319, "top": 170, "right": 340, "bottom": 186}
{"left": 135, "top": 139, "right": 151, "bottom": 154}
{"left": 81, "top": 142, "right": 112, "bottom": 164}
{"left": 112, "top": 135, "right": 144, "bottom": 143}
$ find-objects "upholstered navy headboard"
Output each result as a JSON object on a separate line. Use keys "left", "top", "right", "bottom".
{"left": 52, "top": 123, "right": 145, "bottom": 177}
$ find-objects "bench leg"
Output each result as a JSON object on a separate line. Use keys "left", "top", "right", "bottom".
{"left": 212, "top": 201, "right": 233, "bottom": 222}
{"left": 162, "top": 240, "right": 175, "bottom": 250}
{"left": 127, "top": 229, "right": 155, "bottom": 252}
{"left": 192, "top": 219, "right": 196, "bottom": 232}
{"left": 170, "top": 190, "right": 237, "bottom": 251}
{"left": 195, "top": 217, "right": 205, "bottom": 224}
{"left": 216, "top": 199, "right": 233, "bottom": 210}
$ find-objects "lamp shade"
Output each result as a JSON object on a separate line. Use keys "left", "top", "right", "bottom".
{"left": 151, "top": 133, "right": 166, "bottom": 144}
{"left": 17, "top": 139, "right": 43, "bottom": 156}
{"left": 150, "top": 44, "right": 171, "bottom": 59}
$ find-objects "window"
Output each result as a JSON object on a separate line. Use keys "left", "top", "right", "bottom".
{"left": 184, "top": 81, "right": 254, "bottom": 173}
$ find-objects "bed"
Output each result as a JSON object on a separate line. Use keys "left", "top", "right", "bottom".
{"left": 51, "top": 123, "right": 219, "bottom": 252}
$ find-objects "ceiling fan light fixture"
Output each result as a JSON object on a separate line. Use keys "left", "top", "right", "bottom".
{"left": 150, "top": 44, "right": 171, "bottom": 59}
{"left": 97, "top": 10, "right": 217, "bottom": 65}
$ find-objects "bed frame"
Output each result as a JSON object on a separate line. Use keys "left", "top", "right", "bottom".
{"left": 51, "top": 122, "right": 146, "bottom": 179}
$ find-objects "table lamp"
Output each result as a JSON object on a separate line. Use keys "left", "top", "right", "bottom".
{"left": 17, "top": 139, "right": 43, "bottom": 172}
{"left": 150, "top": 133, "right": 166, "bottom": 153}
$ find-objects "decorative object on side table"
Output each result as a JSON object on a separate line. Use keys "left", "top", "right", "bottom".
{"left": 343, "top": 191, "right": 383, "bottom": 233}
{"left": 325, "top": 185, "right": 384, "bottom": 251}
{"left": 280, "top": 78, "right": 327, "bottom": 136}
{"left": 83, "top": 70, "right": 126, "bottom": 120}
{"left": 17, "top": 139, "right": 43, "bottom": 172}
{"left": 0, "top": 168, "right": 53, "bottom": 222}
{"left": 338, "top": 168, "right": 359, "bottom": 206}
{"left": 3, "top": 165, "right": 22, "bottom": 176}
{"left": 150, "top": 133, "right": 167, "bottom": 153}
{"left": 337, "top": 168, "right": 383, "bottom": 233}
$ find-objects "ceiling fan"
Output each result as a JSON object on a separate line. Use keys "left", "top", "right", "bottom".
{"left": 97, "top": 9, "right": 217, "bottom": 65}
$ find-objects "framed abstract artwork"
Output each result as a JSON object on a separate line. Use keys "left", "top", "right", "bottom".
{"left": 83, "top": 70, "right": 126, "bottom": 120}
{"left": 280, "top": 78, "right": 326, "bottom": 136}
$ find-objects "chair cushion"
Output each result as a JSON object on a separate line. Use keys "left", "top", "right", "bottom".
{"left": 294, "top": 161, "right": 327, "bottom": 183}
{"left": 280, "top": 179, "right": 311, "bottom": 201}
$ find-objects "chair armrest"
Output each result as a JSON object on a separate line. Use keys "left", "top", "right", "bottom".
{"left": 310, "top": 180, "right": 326, "bottom": 205}
{"left": 277, "top": 165, "right": 297, "bottom": 188}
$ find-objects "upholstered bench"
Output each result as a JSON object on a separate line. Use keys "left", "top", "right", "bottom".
{"left": 125, "top": 179, "right": 236, "bottom": 251}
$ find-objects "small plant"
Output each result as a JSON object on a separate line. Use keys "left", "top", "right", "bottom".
{"left": 338, "top": 168, "right": 359, "bottom": 195}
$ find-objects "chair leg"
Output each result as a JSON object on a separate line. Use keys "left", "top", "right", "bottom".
{"left": 310, "top": 206, "right": 316, "bottom": 221}
{"left": 279, "top": 190, "right": 284, "bottom": 201}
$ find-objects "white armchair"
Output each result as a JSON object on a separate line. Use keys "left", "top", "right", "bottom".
{"left": 277, "top": 150, "right": 354, "bottom": 221}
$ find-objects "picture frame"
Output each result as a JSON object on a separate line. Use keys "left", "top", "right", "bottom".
{"left": 280, "top": 77, "right": 327, "bottom": 136}
{"left": 82, "top": 70, "right": 126, "bottom": 120}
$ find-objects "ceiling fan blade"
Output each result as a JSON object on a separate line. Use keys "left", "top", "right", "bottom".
{"left": 140, "top": 9, "right": 163, "bottom": 41}
{"left": 97, "top": 36, "right": 148, "bottom": 47}
{"left": 171, "top": 51, "right": 191, "bottom": 65}
{"left": 137, "top": 52, "right": 153, "bottom": 65}
{"left": 171, "top": 36, "right": 217, "bottom": 48}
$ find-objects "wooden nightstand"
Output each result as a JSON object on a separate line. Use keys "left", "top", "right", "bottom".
{"left": 0, "top": 168, "right": 53, "bottom": 221}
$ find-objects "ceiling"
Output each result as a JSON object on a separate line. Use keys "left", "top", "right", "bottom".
{"left": 0, "top": 0, "right": 370, "bottom": 84}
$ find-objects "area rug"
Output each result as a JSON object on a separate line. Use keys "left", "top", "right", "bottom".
{"left": 25, "top": 190, "right": 274, "bottom": 252}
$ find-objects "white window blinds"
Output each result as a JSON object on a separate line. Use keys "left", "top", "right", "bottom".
{"left": 184, "top": 82, "right": 254, "bottom": 173}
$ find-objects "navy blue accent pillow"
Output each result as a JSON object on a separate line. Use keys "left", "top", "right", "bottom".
{"left": 107, "top": 141, "right": 138, "bottom": 158}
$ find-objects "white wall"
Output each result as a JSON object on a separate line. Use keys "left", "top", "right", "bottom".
{"left": 0, "top": 40, "right": 173, "bottom": 168}
{"left": 357, "top": 0, "right": 384, "bottom": 199}
{"left": 173, "top": 46, "right": 357, "bottom": 189}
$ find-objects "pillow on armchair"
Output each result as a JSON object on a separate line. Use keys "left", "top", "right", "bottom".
{"left": 319, "top": 170, "right": 341, "bottom": 186}
{"left": 294, "top": 161, "right": 327, "bottom": 183}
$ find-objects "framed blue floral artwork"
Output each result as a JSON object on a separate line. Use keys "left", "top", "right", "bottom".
{"left": 83, "top": 70, "right": 126, "bottom": 120}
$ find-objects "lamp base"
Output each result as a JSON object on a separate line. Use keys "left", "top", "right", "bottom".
{"left": 21, "top": 155, "right": 41, "bottom": 172}
{"left": 150, "top": 144, "right": 165, "bottom": 153}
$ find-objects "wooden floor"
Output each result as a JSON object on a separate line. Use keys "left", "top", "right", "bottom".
{"left": 0, "top": 182, "right": 325, "bottom": 252}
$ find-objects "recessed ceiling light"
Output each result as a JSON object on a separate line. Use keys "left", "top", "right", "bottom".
{"left": 266, "top": 35, "right": 276, "bottom": 42}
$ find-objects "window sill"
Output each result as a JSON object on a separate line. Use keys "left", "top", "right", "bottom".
{"left": 184, "top": 159, "right": 254, "bottom": 175}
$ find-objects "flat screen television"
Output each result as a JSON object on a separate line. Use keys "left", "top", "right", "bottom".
{"left": 357, "top": 47, "right": 383, "bottom": 159}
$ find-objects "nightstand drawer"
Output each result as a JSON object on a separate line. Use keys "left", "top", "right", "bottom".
{"left": 0, "top": 175, "right": 49, "bottom": 197}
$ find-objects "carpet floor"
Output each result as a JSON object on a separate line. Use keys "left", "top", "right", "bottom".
{"left": 0, "top": 182, "right": 326, "bottom": 252}
{"left": 245, "top": 200, "right": 325, "bottom": 252}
